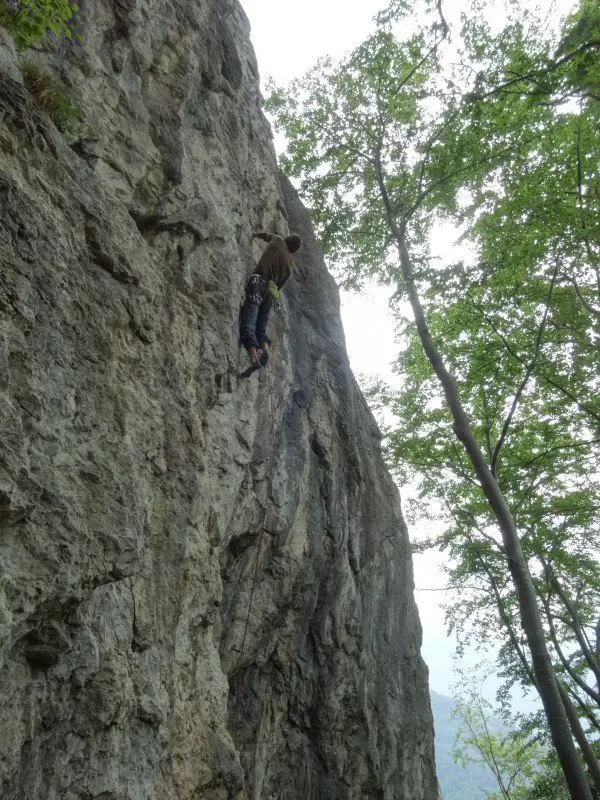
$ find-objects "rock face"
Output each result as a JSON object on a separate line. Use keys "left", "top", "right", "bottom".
{"left": 0, "top": 3, "right": 438, "bottom": 799}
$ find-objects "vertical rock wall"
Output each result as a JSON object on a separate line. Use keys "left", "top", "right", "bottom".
{"left": 0, "top": 2, "right": 438, "bottom": 798}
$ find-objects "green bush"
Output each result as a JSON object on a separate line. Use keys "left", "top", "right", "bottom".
{"left": 0, "top": 0, "right": 79, "bottom": 50}
{"left": 22, "top": 62, "right": 85, "bottom": 139}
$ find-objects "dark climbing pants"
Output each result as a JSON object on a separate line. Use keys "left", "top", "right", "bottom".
{"left": 240, "top": 274, "right": 272, "bottom": 350}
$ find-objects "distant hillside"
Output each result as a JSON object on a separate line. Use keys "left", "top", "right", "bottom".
{"left": 431, "top": 691, "right": 499, "bottom": 800}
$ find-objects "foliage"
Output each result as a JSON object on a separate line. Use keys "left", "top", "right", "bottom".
{"left": 0, "top": 0, "right": 78, "bottom": 50}
{"left": 22, "top": 62, "right": 85, "bottom": 139}
{"left": 434, "top": 687, "right": 571, "bottom": 800}
{"left": 431, "top": 690, "right": 503, "bottom": 800}
{"left": 452, "top": 670, "right": 551, "bottom": 799}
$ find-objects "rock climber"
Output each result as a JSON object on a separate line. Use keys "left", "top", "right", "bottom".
{"left": 238, "top": 230, "right": 302, "bottom": 377}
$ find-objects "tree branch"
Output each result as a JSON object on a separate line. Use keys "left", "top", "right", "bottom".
{"left": 408, "top": 137, "right": 537, "bottom": 220}
{"left": 490, "top": 263, "right": 559, "bottom": 475}
{"left": 517, "top": 438, "right": 600, "bottom": 470}
{"left": 389, "top": 10, "right": 450, "bottom": 103}
{"left": 474, "top": 547, "right": 535, "bottom": 683}
{"left": 469, "top": 297, "right": 600, "bottom": 427}
{"left": 561, "top": 270, "right": 600, "bottom": 317}
{"left": 538, "top": 373, "right": 600, "bottom": 426}
{"left": 567, "top": 683, "right": 600, "bottom": 732}
{"left": 541, "top": 590, "right": 600, "bottom": 706}
{"left": 543, "top": 560, "right": 600, "bottom": 689}
{"left": 436, "top": 0, "right": 449, "bottom": 38}
{"left": 474, "top": 40, "right": 600, "bottom": 101}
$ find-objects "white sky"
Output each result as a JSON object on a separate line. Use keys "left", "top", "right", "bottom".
{"left": 242, "top": 0, "right": 383, "bottom": 83}
{"left": 240, "top": 0, "right": 575, "bottom": 707}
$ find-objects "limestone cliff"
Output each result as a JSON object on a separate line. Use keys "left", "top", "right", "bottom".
{"left": 0, "top": 2, "right": 438, "bottom": 798}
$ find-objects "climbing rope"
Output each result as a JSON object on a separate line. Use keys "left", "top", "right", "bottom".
{"left": 236, "top": 362, "right": 278, "bottom": 667}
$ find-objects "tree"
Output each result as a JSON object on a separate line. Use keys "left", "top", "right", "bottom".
{"left": 266, "top": 1, "right": 600, "bottom": 796}
{"left": 452, "top": 670, "right": 548, "bottom": 800}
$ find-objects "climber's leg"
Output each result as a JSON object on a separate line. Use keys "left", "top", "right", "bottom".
{"left": 240, "top": 275, "right": 267, "bottom": 364}
{"left": 256, "top": 298, "right": 272, "bottom": 366}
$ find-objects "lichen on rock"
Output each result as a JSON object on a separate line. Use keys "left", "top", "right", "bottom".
{"left": 0, "top": 2, "right": 438, "bottom": 798}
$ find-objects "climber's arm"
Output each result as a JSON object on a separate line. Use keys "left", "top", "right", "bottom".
{"left": 252, "top": 231, "right": 274, "bottom": 243}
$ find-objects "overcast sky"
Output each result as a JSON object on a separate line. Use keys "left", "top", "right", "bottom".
{"left": 240, "top": 0, "right": 575, "bottom": 705}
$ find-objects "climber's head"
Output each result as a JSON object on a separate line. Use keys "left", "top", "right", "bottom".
{"left": 284, "top": 234, "right": 302, "bottom": 254}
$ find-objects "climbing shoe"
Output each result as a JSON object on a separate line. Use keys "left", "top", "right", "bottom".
{"left": 259, "top": 348, "right": 269, "bottom": 367}
{"left": 238, "top": 361, "right": 262, "bottom": 379}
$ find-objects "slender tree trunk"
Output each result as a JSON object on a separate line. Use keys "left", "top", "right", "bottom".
{"left": 376, "top": 168, "right": 592, "bottom": 799}
{"left": 545, "top": 563, "right": 600, "bottom": 688}
{"left": 558, "top": 680, "right": 600, "bottom": 791}
{"left": 596, "top": 615, "right": 600, "bottom": 692}
{"left": 540, "top": 591, "right": 600, "bottom": 705}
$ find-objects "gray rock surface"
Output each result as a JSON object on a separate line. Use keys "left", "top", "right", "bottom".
{"left": 0, "top": 3, "right": 438, "bottom": 798}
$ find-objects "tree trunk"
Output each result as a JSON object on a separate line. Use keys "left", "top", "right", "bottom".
{"left": 546, "top": 564, "right": 600, "bottom": 689}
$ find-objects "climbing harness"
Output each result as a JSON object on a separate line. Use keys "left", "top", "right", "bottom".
{"left": 236, "top": 363, "right": 277, "bottom": 667}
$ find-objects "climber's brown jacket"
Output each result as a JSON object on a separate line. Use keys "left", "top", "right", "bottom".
{"left": 253, "top": 233, "right": 295, "bottom": 288}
